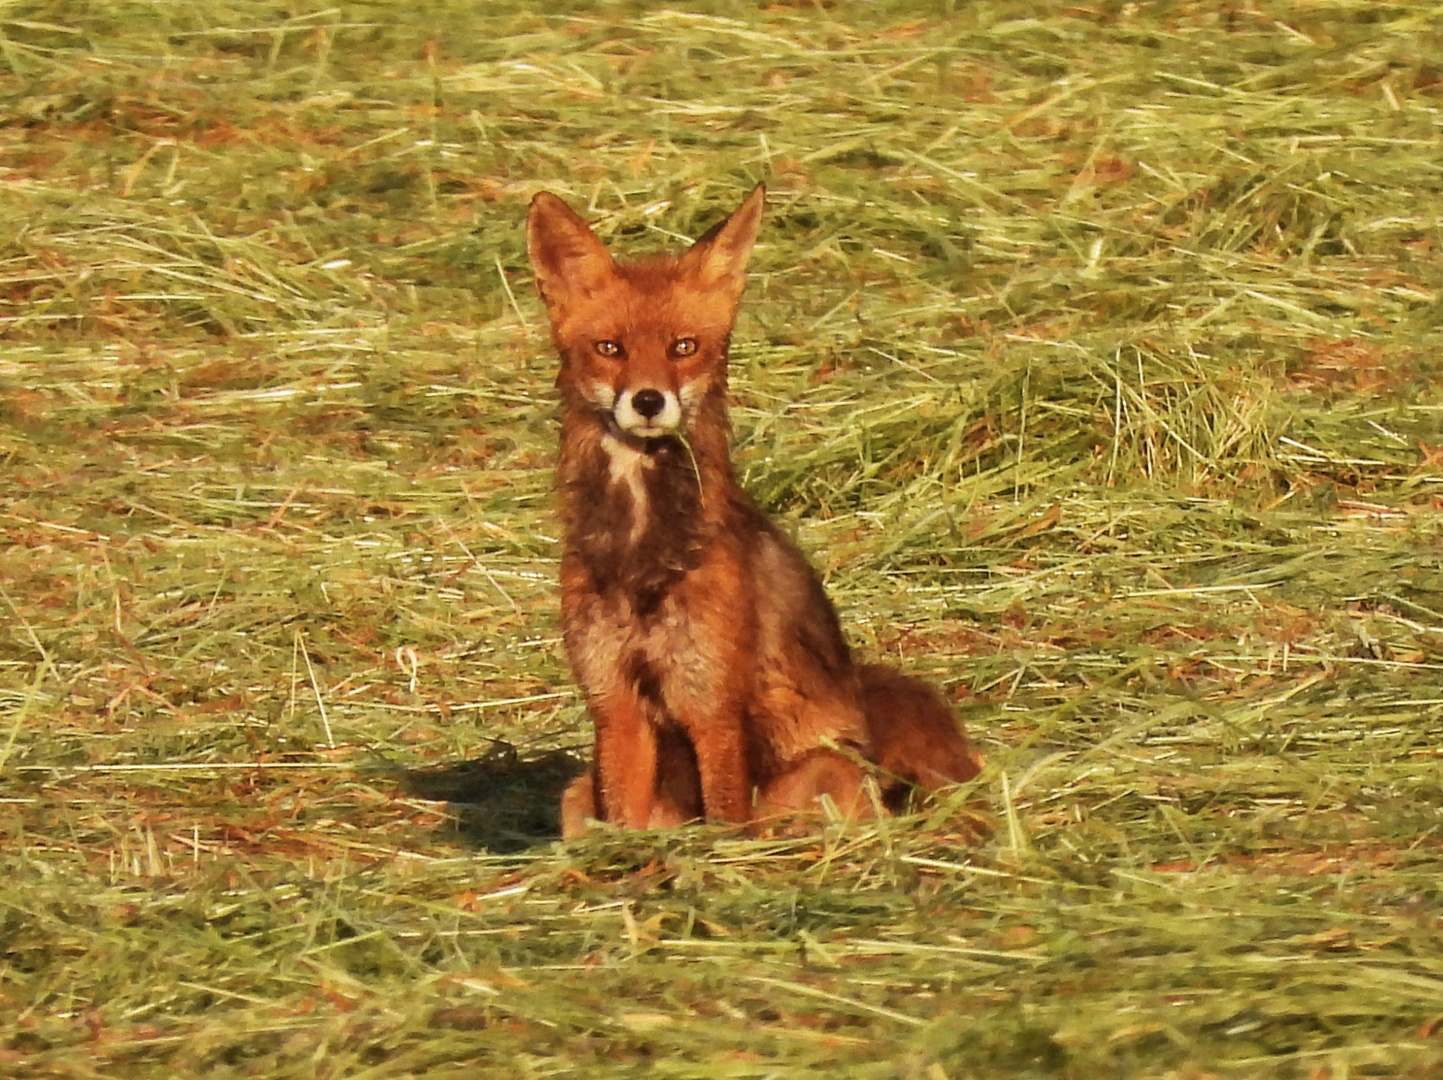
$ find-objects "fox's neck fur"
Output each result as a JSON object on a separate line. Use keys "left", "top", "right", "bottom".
{"left": 557, "top": 369, "right": 747, "bottom": 614}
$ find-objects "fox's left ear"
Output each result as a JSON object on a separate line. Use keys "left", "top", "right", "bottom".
{"left": 682, "top": 184, "right": 765, "bottom": 301}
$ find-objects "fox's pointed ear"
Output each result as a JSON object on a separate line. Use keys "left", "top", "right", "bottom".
{"left": 526, "top": 192, "right": 616, "bottom": 307}
{"left": 682, "top": 184, "right": 765, "bottom": 301}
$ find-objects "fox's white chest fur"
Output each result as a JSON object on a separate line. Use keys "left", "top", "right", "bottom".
{"left": 600, "top": 434, "right": 651, "bottom": 546}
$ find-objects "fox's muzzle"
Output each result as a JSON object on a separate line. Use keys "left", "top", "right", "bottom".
{"left": 613, "top": 386, "right": 681, "bottom": 437}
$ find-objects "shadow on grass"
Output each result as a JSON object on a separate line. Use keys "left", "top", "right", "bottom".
{"left": 393, "top": 743, "right": 585, "bottom": 854}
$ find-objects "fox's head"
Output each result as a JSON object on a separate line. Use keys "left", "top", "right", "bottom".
{"left": 526, "top": 186, "right": 765, "bottom": 440}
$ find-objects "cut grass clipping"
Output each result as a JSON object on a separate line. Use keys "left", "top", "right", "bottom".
{"left": 2, "top": 2, "right": 1442, "bottom": 1077}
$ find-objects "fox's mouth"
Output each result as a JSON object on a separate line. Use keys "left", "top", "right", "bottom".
{"left": 609, "top": 416, "right": 678, "bottom": 443}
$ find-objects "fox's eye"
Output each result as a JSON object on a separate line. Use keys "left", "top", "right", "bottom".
{"left": 594, "top": 340, "right": 622, "bottom": 358}
{"left": 669, "top": 338, "right": 698, "bottom": 359}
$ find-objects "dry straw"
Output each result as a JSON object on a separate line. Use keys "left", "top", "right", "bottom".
{"left": 1, "top": 2, "right": 1441, "bottom": 1076}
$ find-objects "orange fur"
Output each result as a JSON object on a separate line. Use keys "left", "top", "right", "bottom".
{"left": 855, "top": 663, "right": 981, "bottom": 807}
{"left": 559, "top": 664, "right": 982, "bottom": 836}
{"left": 528, "top": 187, "right": 980, "bottom": 837}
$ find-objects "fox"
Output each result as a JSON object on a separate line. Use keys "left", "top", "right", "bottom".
{"left": 525, "top": 184, "right": 981, "bottom": 836}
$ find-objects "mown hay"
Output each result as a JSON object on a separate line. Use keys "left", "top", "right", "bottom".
{"left": 2, "top": 2, "right": 1441, "bottom": 1076}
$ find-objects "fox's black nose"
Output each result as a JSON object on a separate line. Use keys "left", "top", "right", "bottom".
{"left": 631, "top": 389, "right": 665, "bottom": 419}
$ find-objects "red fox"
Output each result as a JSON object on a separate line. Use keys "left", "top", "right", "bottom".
{"left": 525, "top": 185, "right": 981, "bottom": 836}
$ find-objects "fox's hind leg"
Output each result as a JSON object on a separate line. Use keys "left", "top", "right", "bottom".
{"left": 752, "top": 748, "right": 876, "bottom": 831}
{"left": 559, "top": 769, "right": 600, "bottom": 838}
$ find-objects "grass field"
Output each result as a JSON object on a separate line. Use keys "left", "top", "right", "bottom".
{"left": 3, "top": 1, "right": 1443, "bottom": 1076}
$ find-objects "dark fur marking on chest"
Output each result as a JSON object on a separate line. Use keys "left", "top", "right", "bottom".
{"left": 626, "top": 653, "right": 664, "bottom": 706}
{"left": 565, "top": 435, "right": 706, "bottom": 606}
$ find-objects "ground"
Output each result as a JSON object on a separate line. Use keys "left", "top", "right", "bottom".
{"left": 1, "top": 2, "right": 1441, "bottom": 1077}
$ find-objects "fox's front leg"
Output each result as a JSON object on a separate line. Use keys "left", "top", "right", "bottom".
{"left": 684, "top": 704, "right": 752, "bottom": 822}
{"left": 590, "top": 689, "right": 660, "bottom": 829}
{"left": 660, "top": 563, "right": 756, "bottom": 823}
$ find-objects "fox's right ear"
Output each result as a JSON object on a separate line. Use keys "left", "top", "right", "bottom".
{"left": 526, "top": 192, "right": 615, "bottom": 307}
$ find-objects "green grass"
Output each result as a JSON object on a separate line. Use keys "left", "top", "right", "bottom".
{"left": 3, "top": 1, "right": 1443, "bottom": 1076}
